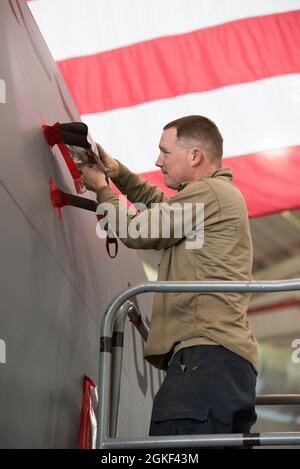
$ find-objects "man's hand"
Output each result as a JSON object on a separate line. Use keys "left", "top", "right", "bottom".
{"left": 96, "top": 143, "right": 120, "bottom": 178}
{"left": 81, "top": 165, "right": 108, "bottom": 192}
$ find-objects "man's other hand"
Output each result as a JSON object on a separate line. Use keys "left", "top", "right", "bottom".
{"left": 96, "top": 143, "right": 120, "bottom": 178}
{"left": 81, "top": 164, "right": 108, "bottom": 192}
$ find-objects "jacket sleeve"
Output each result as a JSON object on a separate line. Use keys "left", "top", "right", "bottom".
{"left": 96, "top": 181, "right": 217, "bottom": 250}
{"left": 111, "top": 160, "right": 167, "bottom": 207}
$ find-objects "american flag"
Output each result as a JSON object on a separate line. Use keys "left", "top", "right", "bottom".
{"left": 28, "top": 0, "right": 300, "bottom": 217}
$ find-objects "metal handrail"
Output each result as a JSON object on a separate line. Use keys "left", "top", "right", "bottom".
{"left": 102, "top": 433, "right": 300, "bottom": 449}
{"left": 256, "top": 395, "right": 300, "bottom": 405}
{"left": 109, "top": 301, "right": 150, "bottom": 437}
{"left": 97, "top": 279, "right": 300, "bottom": 449}
{"left": 122, "top": 302, "right": 300, "bottom": 407}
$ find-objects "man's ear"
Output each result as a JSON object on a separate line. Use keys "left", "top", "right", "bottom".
{"left": 190, "top": 148, "right": 203, "bottom": 167}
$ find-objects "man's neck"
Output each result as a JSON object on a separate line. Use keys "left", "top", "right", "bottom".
{"left": 189, "top": 165, "right": 220, "bottom": 181}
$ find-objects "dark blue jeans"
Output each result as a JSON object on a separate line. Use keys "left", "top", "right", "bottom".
{"left": 149, "top": 345, "right": 257, "bottom": 436}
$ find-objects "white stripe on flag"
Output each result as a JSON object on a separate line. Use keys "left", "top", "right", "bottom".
{"left": 82, "top": 73, "right": 300, "bottom": 173}
{"left": 29, "top": 0, "right": 300, "bottom": 60}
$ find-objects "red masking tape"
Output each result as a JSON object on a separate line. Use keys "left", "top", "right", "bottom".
{"left": 43, "top": 122, "right": 83, "bottom": 193}
{"left": 78, "top": 375, "right": 97, "bottom": 449}
{"left": 49, "top": 178, "right": 71, "bottom": 218}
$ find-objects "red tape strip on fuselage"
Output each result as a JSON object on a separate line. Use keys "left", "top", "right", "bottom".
{"left": 43, "top": 122, "right": 82, "bottom": 193}
{"left": 78, "top": 375, "right": 97, "bottom": 449}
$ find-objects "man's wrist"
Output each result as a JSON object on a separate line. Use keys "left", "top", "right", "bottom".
{"left": 97, "top": 185, "right": 115, "bottom": 203}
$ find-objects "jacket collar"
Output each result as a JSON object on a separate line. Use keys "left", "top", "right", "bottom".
{"left": 178, "top": 167, "right": 232, "bottom": 192}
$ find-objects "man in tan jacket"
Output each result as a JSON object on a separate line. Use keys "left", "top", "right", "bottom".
{"left": 82, "top": 115, "right": 258, "bottom": 437}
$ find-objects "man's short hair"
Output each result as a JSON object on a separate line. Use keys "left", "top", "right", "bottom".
{"left": 163, "top": 115, "right": 223, "bottom": 165}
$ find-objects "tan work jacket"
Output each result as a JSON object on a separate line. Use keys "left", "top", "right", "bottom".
{"left": 97, "top": 162, "right": 258, "bottom": 371}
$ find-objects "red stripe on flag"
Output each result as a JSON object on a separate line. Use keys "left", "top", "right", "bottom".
{"left": 139, "top": 146, "right": 300, "bottom": 217}
{"left": 248, "top": 299, "right": 300, "bottom": 315}
{"left": 57, "top": 10, "right": 300, "bottom": 114}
